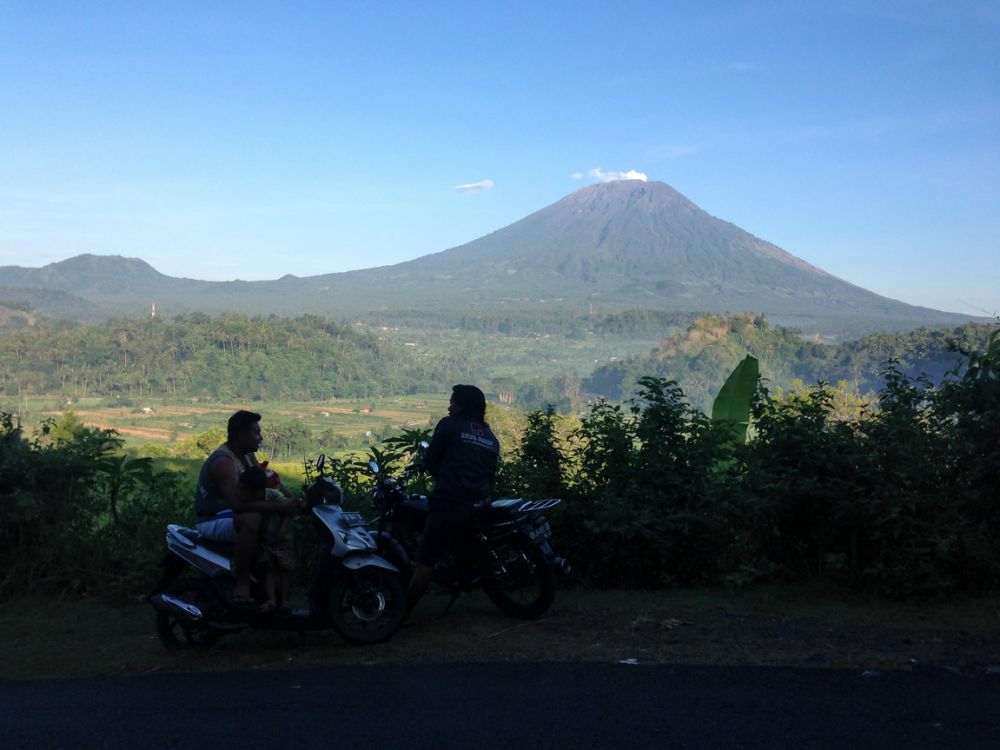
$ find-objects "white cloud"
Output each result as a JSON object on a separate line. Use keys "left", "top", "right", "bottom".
{"left": 586, "top": 167, "right": 648, "bottom": 183}
{"left": 571, "top": 171, "right": 585, "bottom": 180}
{"left": 451, "top": 179, "right": 495, "bottom": 193}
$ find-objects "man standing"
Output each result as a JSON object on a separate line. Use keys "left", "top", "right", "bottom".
{"left": 194, "top": 410, "right": 299, "bottom": 606}
{"left": 405, "top": 385, "right": 500, "bottom": 614}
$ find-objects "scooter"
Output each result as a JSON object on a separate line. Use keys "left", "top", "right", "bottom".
{"left": 148, "top": 455, "right": 406, "bottom": 649}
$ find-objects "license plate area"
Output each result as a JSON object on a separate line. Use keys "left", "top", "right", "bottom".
{"left": 528, "top": 521, "right": 552, "bottom": 541}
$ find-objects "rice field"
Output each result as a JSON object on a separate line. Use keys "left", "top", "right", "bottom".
{"left": 7, "top": 392, "right": 452, "bottom": 453}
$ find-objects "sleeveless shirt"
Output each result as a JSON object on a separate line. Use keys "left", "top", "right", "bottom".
{"left": 194, "top": 445, "right": 254, "bottom": 519}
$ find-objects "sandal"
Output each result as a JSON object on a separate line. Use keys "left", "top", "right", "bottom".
{"left": 257, "top": 600, "right": 278, "bottom": 614}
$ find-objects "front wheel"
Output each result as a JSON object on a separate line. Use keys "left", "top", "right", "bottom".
{"left": 481, "top": 534, "right": 556, "bottom": 619}
{"left": 327, "top": 567, "right": 406, "bottom": 645}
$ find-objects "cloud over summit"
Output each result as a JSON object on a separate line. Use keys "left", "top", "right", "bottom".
{"left": 573, "top": 167, "right": 648, "bottom": 183}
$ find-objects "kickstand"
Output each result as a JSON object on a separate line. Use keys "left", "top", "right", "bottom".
{"left": 439, "top": 590, "right": 460, "bottom": 617}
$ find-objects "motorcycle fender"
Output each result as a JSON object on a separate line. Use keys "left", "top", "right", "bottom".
{"left": 341, "top": 552, "right": 399, "bottom": 573}
{"left": 373, "top": 531, "right": 411, "bottom": 571}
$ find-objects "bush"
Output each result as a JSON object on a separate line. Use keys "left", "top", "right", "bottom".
{"left": 0, "top": 412, "right": 192, "bottom": 599}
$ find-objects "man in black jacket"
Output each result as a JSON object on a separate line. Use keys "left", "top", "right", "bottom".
{"left": 405, "top": 384, "right": 499, "bottom": 614}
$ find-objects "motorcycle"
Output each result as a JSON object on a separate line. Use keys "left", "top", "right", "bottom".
{"left": 148, "top": 455, "right": 407, "bottom": 649}
{"left": 369, "top": 443, "right": 569, "bottom": 619}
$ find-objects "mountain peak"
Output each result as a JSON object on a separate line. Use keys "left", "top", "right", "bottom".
{"left": 49, "top": 254, "right": 163, "bottom": 277}
{"left": 559, "top": 179, "right": 697, "bottom": 216}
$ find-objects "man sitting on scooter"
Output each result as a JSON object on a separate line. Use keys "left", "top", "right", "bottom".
{"left": 405, "top": 385, "right": 499, "bottom": 615}
{"left": 194, "top": 410, "right": 301, "bottom": 607}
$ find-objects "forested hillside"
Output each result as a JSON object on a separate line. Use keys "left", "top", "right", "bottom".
{"left": 0, "top": 313, "right": 457, "bottom": 402}
{"left": 1, "top": 310, "right": 994, "bottom": 414}
{"left": 584, "top": 313, "right": 997, "bottom": 408}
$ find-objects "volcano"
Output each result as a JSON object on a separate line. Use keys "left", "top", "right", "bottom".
{"left": 0, "top": 180, "right": 981, "bottom": 335}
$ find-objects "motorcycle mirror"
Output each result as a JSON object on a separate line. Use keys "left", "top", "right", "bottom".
{"left": 369, "top": 460, "right": 380, "bottom": 474}
{"left": 418, "top": 441, "right": 429, "bottom": 451}
{"left": 316, "top": 453, "right": 326, "bottom": 473}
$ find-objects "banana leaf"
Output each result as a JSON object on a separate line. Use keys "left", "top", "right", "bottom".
{"left": 711, "top": 355, "right": 759, "bottom": 443}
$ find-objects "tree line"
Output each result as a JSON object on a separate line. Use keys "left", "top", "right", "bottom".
{"left": 1, "top": 310, "right": 992, "bottom": 418}
{"left": 0, "top": 312, "right": 457, "bottom": 402}
{"left": 368, "top": 307, "right": 697, "bottom": 337}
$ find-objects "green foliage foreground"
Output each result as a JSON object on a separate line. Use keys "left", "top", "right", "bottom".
{"left": 0, "top": 412, "right": 189, "bottom": 599}
{"left": 506, "top": 329, "right": 998, "bottom": 598}
{"left": 1, "top": 329, "right": 997, "bottom": 601}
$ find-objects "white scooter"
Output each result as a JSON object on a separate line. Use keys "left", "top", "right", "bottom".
{"left": 148, "top": 455, "right": 406, "bottom": 649}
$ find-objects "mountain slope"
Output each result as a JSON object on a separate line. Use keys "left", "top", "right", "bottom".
{"left": 294, "top": 180, "right": 982, "bottom": 333}
{"left": 0, "top": 181, "right": 984, "bottom": 335}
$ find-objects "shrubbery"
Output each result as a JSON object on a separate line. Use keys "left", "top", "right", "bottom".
{"left": 500, "top": 330, "right": 1000, "bottom": 598}
{"left": 0, "top": 413, "right": 189, "bottom": 599}
{"left": 0, "top": 329, "right": 996, "bottom": 600}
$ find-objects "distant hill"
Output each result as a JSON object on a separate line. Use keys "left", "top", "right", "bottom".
{"left": 0, "top": 180, "right": 986, "bottom": 336}
{"left": 0, "top": 256, "right": 211, "bottom": 321}
{"left": 0, "top": 286, "right": 102, "bottom": 323}
{"left": 584, "top": 313, "right": 997, "bottom": 409}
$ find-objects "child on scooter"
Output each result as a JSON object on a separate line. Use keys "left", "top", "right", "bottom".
{"left": 238, "top": 467, "right": 295, "bottom": 614}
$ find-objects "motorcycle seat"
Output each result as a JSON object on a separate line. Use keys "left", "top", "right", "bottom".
{"left": 470, "top": 498, "right": 561, "bottom": 529}
{"left": 471, "top": 503, "right": 520, "bottom": 528}
{"left": 178, "top": 527, "right": 236, "bottom": 558}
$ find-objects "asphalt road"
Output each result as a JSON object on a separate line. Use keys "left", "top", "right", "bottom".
{"left": 3, "top": 663, "right": 998, "bottom": 749}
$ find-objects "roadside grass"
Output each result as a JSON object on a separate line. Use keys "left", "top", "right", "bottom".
{"left": 2, "top": 587, "right": 997, "bottom": 681}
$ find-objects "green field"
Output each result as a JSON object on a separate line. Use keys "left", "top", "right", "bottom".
{"left": 5, "top": 392, "right": 452, "bottom": 460}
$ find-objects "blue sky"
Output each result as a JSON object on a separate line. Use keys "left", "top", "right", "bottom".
{"left": 1, "top": 1, "right": 997, "bottom": 315}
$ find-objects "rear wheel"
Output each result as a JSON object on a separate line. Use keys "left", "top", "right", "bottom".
{"left": 327, "top": 568, "right": 406, "bottom": 645}
{"left": 154, "top": 577, "right": 228, "bottom": 651}
{"left": 481, "top": 534, "right": 555, "bottom": 619}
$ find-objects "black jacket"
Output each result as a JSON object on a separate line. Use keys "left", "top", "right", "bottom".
{"left": 425, "top": 415, "right": 499, "bottom": 504}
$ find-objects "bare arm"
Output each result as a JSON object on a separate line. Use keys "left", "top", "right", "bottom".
{"left": 209, "top": 456, "right": 299, "bottom": 515}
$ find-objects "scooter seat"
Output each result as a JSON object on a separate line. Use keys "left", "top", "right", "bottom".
{"left": 179, "top": 527, "right": 236, "bottom": 558}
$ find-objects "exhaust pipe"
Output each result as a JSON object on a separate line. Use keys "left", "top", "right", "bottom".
{"left": 553, "top": 556, "right": 571, "bottom": 575}
{"left": 150, "top": 593, "right": 204, "bottom": 624}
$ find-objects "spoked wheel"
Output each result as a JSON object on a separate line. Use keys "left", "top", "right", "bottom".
{"left": 482, "top": 534, "right": 556, "bottom": 619}
{"left": 155, "top": 576, "right": 229, "bottom": 651}
{"left": 328, "top": 568, "right": 406, "bottom": 645}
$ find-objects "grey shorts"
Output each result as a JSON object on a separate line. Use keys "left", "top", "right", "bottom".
{"left": 196, "top": 510, "right": 236, "bottom": 542}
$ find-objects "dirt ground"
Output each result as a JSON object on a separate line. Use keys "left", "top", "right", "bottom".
{"left": 338, "top": 590, "right": 1000, "bottom": 675}
{"left": 4, "top": 588, "right": 997, "bottom": 680}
